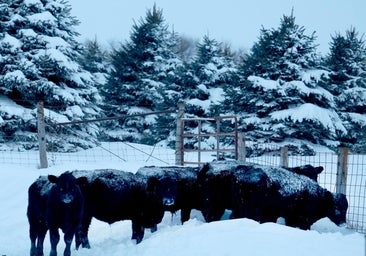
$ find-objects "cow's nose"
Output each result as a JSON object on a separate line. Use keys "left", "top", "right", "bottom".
{"left": 62, "top": 194, "right": 73, "bottom": 204}
{"left": 163, "top": 197, "right": 174, "bottom": 206}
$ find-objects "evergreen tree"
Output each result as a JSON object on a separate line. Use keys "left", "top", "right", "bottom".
{"left": 193, "top": 35, "right": 238, "bottom": 89}
{"left": 325, "top": 27, "right": 366, "bottom": 94}
{"left": 175, "top": 35, "right": 198, "bottom": 63}
{"left": 0, "top": 0, "right": 101, "bottom": 151}
{"left": 180, "top": 35, "right": 239, "bottom": 150}
{"left": 227, "top": 12, "right": 341, "bottom": 154}
{"left": 102, "top": 4, "right": 183, "bottom": 144}
{"left": 185, "top": 35, "right": 239, "bottom": 117}
{"left": 78, "top": 37, "right": 109, "bottom": 75}
{"left": 242, "top": 11, "right": 318, "bottom": 82}
{"left": 78, "top": 37, "right": 109, "bottom": 102}
{"left": 324, "top": 27, "right": 366, "bottom": 151}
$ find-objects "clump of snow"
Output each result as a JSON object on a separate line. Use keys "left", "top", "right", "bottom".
{"left": 270, "top": 103, "right": 347, "bottom": 135}
{"left": 19, "top": 28, "right": 38, "bottom": 37}
{"left": 348, "top": 113, "right": 366, "bottom": 127}
{"left": 248, "top": 75, "right": 280, "bottom": 91}
{"left": 187, "top": 98, "right": 211, "bottom": 111}
{"left": 4, "top": 70, "right": 27, "bottom": 84}
{"left": 0, "top": 95, "right": 34, "bottom": 121}
{"left": 301, "top": 69, "right": 329, "bottom": 84}
{"left": 27, "top": 11, "right": 56, "bottom": 25}
{"left": 1, "top": 34, "right": 21, "bottom": 51}
{"left": 43, "top": 108, "right": 70, "bottom": 124}
{"left": 283, "top": 80, "right": 335, "bottom": 104}
{"left": 65, "top": 105, "right": 84, "bottom": 118}
{"left": 24, "top": 0, "right": 43, "bottom": 5}
{"left": 209, "top": 87, "right": 224, "bottom": 104}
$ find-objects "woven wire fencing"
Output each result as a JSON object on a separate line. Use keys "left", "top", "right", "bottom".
{"left": 0, "top": 140, "right": 365, "bottom": 233}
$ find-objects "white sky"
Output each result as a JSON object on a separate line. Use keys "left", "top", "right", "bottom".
{"left": 68, "top": 0, "right": 366, "bottom": 55}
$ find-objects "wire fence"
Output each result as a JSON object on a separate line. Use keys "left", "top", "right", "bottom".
{"left": 0, "top": 141, "right": 365, "bottom": 233}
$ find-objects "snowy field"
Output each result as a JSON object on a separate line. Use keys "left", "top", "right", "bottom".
{"left": 0, "top": 143, "right": 365, "bottom": 256}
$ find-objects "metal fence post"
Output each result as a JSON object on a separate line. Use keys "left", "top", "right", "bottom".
{"left": 37, "top": 101, "right": 48, "bottom": 168}
{"left": 336, "top": 147, "right": 348, "bottom": 195}
{"left": 175, "top": 102, "right": 185, "bottom": 166}
{"left": 280, "top": 146, "right": 288, "bottom": 168}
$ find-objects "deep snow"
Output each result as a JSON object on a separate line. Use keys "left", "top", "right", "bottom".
{"left": 0, "top": 146, "right": 364, "bottom": 256}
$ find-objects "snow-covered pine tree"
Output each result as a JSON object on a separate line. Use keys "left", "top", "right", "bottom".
{"left": 0, "top": 0, "right": 101, "bottom": 151}
{"left": 188, "top": 35, "right": 240, "bottom": 116}
{"left": 242, "top": 10, "right": 318, "bottom": 82}
{"left": 150, "top": 30, "right": 186, "bottom": 147}
{"left": 231, "top": 12, "right": 342, "bottom": 155}
{"left": 175, "top": 35, "right": 198, "bottom": 63}
{"left": 78, "top": 37, "right": 109, "bottom": 78}
{"left": 78, "top": 37, "right": 109, "bottom": 109}
{"left": 102, "top": 4, "right": 183, "bottom": 145}
{"left": 324, "top": 27, "right": 366, "bottom": 152}
{"left": 180, "top": 35, "right": 239, "bottom": 150}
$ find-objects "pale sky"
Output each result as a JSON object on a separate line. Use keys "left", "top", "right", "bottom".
{"left": 68, "top": 0, "right": 366, "bottom": 55}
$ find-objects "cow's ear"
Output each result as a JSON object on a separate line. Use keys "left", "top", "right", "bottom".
{"left": 316, "top": 167, "right": 324, "bottom": 174}
{"left": 197, "top": 163, "right": 209, "bottom": 180}
{"left": 147, "top": 177, "right": 159, "bottom": 193}
{"left": 76, "top": 176, "right": 88, "bottom": 185}
{"left": 48, "top": 175, "right": 58, "bottom": 184}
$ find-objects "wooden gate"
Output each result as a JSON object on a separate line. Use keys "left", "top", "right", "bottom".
{"left": 180, "top": 116, "right": 238, "bottom": 166}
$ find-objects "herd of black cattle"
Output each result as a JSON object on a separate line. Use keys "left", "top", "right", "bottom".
{"left": 27, "top": 161, "right": 348, "bottom": 256}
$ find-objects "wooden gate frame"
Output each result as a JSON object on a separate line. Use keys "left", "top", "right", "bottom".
{"left": 180, "top": 116, "right": 238, "bottom": 165}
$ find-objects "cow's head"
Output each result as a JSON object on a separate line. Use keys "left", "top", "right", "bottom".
{"left": 48, "top": 172, "right": 87, "bottom": 204}
{"left": 292, "top": 165, "right": 324, "bottom": 182}
{"left": 140, "top": 177, "right": 165, "bottom": 227}
{"left": 327, "top": 192, "right": 348, "bottom": 226}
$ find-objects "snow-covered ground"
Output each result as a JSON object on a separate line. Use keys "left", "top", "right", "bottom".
{"left": 0, "top": 145, "right": 365, "bottom": 256}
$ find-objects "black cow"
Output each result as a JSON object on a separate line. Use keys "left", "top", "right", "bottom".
{"left": 73, "top": 169, "right": 165, "bottom": 249}
{"left": 136, "top": 166, "right": 201, "bottom": 224}
{"left": 197, "top": 161, "right": 238, "bottom": 222}
{"left": 27, "top": 171, "right": 86, "bottom": 256}
{"left": 229, "top": 164, "right": 273, "bottom": 222}
{"left": 285, "top": 164, "right": 323, "bottom": 182}
{"left": 198, "top": 161, "right": 348, "bottom": 230}
{"left": 197, "top": 161, "right": 272, "bottom": 222}
{"left": 253, "top": 165, "right": 348, "bottom": 229}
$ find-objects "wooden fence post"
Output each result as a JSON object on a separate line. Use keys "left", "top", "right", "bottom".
{"left": 280, "top": 146, "right": 288, "bottom": 168}
{"left": 37, "top": 101, "right": 48, "bottom": 169}
{"left": 175, "top": 102, "right": 185, "bottom": 166}
{"left": 336, "top": 147, "right": 348, "bottom": 195}
{"left": 237, "top": 132, "right": 246, "bottom": 162}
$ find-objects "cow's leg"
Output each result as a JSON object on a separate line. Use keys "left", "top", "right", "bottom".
{"left": 131, "top": 221, "right": 144, "bottom": 244}
{"left": 63, "top": 230, "right": 75, "bottom": 256}
{"left": 29, "top": 223, "right": 38, "bottom": 256}
{"left": 36, "top": 224, "right": 47, "bottom": 256}
{"left": 150, "top": 224, "right": 157, "bottom": 233}
{"left": 203, "top": 207, "right": 225, "bottom": 222}
{"left": 29, "top": 221, "right": 47, "bottom": 256}
{"left": 49, "top": 228, "right": 60, "bottom": 256}
{"left": 181, "top": 208, "right": 192, "bottom": 224}
{"left": 75, "top": 214, "right": 92, "bottom": 249}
